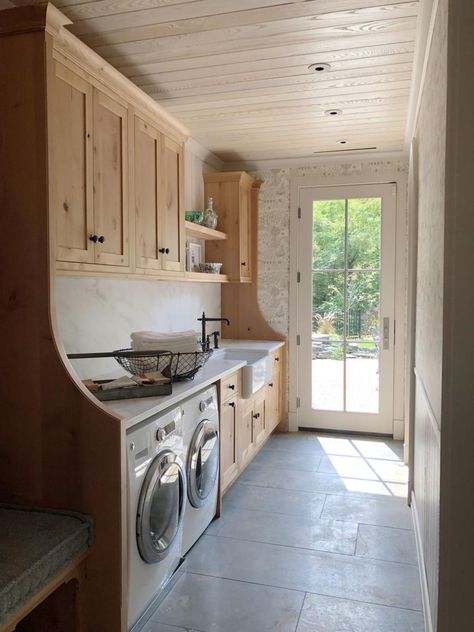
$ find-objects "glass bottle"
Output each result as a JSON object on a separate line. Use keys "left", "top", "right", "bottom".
{"left": 203, "top": 196, "right": 218, "bottom": 230}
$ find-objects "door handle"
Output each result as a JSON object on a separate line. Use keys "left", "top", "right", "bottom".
{"left": 382, "top": 317, "right": 390, "bottom": 350}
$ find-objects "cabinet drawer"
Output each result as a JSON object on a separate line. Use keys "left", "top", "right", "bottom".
{"left": 220, "top": 370, "right": 241, "bottom": 402}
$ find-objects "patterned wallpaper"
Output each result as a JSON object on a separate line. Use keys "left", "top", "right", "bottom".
{"left": 250, "top": 159, "right": 408, "bottom": 337}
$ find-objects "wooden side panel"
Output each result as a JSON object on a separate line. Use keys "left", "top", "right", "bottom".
{"left": 161, "top": 135, "right": 185, "bottom": 272}
{"left": 239, "top": 185, "right": 251, "bottom": 281}
{"left": 50, "top": 61, "right": 93, "bottom": 264}
{"left": 134, "top": 115, "right": 161, "bottom": 270}
{"left": 238, "top": 399, "right": 255, "bottom": 468}
{"left": 93, "top": 88, "right": 129, "bottom": 266}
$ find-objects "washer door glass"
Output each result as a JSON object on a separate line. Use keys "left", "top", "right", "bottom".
{"left": 137, "top": 449, "right": 185, "bottom": 564}
{"left": 187, "top": 420, "right": 219, "bottom": 508}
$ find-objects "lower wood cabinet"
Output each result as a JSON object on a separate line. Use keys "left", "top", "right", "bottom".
{"left": 219, "top": 347, "right": 284, "bottom": 495}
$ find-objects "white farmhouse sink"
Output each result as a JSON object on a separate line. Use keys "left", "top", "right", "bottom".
{"left": 218, "top": 349, "right": 273, "bottom": 399}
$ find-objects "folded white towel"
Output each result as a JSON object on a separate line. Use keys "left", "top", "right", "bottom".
{"left": 130, "top": 330, "right": 201, "bottom": 353}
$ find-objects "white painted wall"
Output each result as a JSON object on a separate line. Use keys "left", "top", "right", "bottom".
{"left": 54, "top": 139, "right": 223, "bottom": 379}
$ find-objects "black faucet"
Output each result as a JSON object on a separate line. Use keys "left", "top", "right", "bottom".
{"left": 197, "top": 312, "right": 230, "bottom": 351}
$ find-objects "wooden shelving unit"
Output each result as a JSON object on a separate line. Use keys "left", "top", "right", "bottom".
{"left": 185, "top": 271, "right": 229, "bottom": 283}
{"left": 184, "top": 220, "right": 227, "bottom": 241}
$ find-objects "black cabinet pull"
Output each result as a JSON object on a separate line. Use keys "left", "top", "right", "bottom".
{"left": 228, "top": 384, "right": 235, "bottom": 390}
{"left": 241, "top": 261, "right": 246, "bottom": 266}
{"left": 229, "top": 402, "right": 235, "bottom": 408}
{"left": 269, "top": 383, "right": 274, "bottom": 388}
{"left": 252, "top": 412, "right": 260, "bottom": 419}
{"left": 275, "top": 357, "right": 280, "bottom": 362}
{"left": 159, "top": 247, "right": 170, "bottom": 254}
{"left": 98, "top": 235, "right": 105, "bottom": 243}
{"left": 89, "top": 234, "right": 98, "bottom": 243}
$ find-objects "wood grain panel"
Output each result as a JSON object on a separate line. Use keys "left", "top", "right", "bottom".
{"left": 21, "top": 0, "right": 420, "bottom": 161}
{"left": 134, "top": 115, "right": 161, "bottom": 269}
{"left": 92, "top": 88, "right": 129, "bottom": 266}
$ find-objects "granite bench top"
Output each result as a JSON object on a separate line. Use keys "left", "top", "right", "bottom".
{"left": 0, "top": 504, "right": 93, "bottom": 625}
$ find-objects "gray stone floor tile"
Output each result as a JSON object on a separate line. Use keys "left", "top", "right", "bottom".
{"left": 151, "top": 572, "right": 304, "bottom": 632}
{"left": 356, "top": 524, "right": 418, "bottom": 564}
{"left": 207, "top": 505, "right": 358, "bottom": 555}
{"left": 321, "top": 494, "right": 413, "bottom": 530}
{"left": 222, "top": 481, "right": 326, "bottom": 518}
{"left": 264, "top": 433, "right": 326, "bottom": 455}
{"left": 239, "top": 462, "right": 395, "bottom": 497}
{"left": 253, "top": 447, "right": 323, "bottom": 471}
{"left": 145, "top": 623, "right": 202, "bottom": 632}
{"left": 351, "top": 438, "right": 404, "bottom": 460}
{"left": 187, "top": 535, "right": 423, "bottom": 611}
{"left": 296, "top": 593, "right": 425, "bottom": 632}
{"left": 318, "top": 454, "right": 380, "bottom": 480}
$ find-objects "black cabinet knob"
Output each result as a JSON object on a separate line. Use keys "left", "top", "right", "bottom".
{"left": 98, "top": 235, "right": 105, "bottom": 243}
{"left": 89, "top": 234, "right": 98, "bottom": 243}
{"left": 241, "top": 261, "right": 246, "bottom": 266}
{"left": 252, "top": 412, "right": 260, "bottom": 419}
{"left": 159, "top": 247, "right": 170, "bottom": 254}
{"left": 228, "top": 384, "right": 235, "bottom": 390}
{"left": 269, "top": 383, "right": 274, "bottom": 388}
{"left": 229, "top": 401, "right": 235, "bottom": 408}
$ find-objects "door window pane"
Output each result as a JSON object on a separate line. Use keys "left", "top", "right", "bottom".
{"left": 312, "top": 342, "right": 344, "bottom": 411}
{"left": 347, "top": 198, "right": 381, "bottom": 269}
{"left": 313, "top": 200, "right": 345, "bottom": 269}
{"left": 346, "top": 342, "right": 379, "bottom": 413}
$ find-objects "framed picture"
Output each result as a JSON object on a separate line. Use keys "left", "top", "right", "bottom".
{"left": 186, "top": 241, "right": 202, "bottom": 272}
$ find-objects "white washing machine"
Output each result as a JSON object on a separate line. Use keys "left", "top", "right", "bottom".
{"left": 181, "top": 385, "right": 220, "bottom": 555}
{"left": 127, "top": 405, "right": 186, "bottom": 631}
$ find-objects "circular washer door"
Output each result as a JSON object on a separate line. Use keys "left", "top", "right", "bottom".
{"left": 187, "top": 420, "right": 219, "bottom": 508}
{"left": 136, "top": 449, "right": 186, "bottom": 564}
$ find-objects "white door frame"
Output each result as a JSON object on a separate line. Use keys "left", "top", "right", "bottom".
{"left": 289, "top": 171, "right": 408, "bottom": 436}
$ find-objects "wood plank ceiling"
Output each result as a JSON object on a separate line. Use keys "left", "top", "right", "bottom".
{"left": 23, "top": 1, "right": 421, "bottom": 162}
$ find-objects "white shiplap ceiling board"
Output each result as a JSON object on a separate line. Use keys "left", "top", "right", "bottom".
{"left": 16, "top": 0, "right": 421, "bottom": 161}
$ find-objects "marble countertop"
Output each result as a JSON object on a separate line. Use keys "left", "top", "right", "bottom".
{"left": 102, "top": 339, "right": 284, "bottom": 430}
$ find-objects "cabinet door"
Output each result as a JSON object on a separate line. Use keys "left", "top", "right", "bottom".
{"left": 238, "top": 401, "right": 255, "bottom": 468}
{"left": 253, "top": 393, "right": 266, "bottom": 446}
{"left": 239, "top": 186, "right": 252, "bottom": 281}
{"left": 134, "top": 116, "right": 161, "bottom": 270}
{"left": 266, "top": 376, "right": 280, "bottom": 433}
{"left": 93, "top": 89, "right": 129, "bottom": 266}
{"left": 49, "top": 62, "right": 93, "bottom": 264}
{"left": 160, "top": 136, "right": 185, "bottom": 272}
{"left": 220, "top": 397, "right": 239, "bottom": 492}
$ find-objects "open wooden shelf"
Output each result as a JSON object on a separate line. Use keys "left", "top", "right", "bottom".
{"left": 185, "top": 271, "right": 229, "bottom": 283}
{"left": 185, "top": 220, "right": 227, "bottom": 241}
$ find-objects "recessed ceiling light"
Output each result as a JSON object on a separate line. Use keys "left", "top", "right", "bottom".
{"left": 337, "top": 139, "right": 349, "bottom": 145}
{"left": 324, "top": 109, "right": 342, "bottom": 116}
{"left": 308, "top": 62, "right": 331, "bottom": 73}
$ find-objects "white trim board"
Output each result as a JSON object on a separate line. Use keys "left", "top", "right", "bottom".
{"left": 224, "top": 150, "right": 407, "bottom": 173}
{"left": 412, "top": 492, "right": 434, "bottom": 632}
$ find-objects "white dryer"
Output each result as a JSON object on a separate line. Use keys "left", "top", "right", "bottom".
{"left": 181, "top": 385, "right": 220, "bottom": 555}
{"left": 127, "top": 405, "right": 186, "bottom": 630}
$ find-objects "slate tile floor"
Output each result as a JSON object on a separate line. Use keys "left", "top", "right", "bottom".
{"left": 147, "top": 432, "right": 424, "bottom": 632}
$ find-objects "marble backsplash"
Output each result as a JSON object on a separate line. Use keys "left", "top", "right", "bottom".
{"left": 55, "top": 277, "right": 220, "bottom": 379}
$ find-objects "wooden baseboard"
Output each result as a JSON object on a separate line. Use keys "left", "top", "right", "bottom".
{"left": 411, "top": 492, "right": 434, "bottom": 632}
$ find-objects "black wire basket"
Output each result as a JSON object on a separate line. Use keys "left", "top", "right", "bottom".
{"left": 112, "top": 348, "right": 213, "bottom": 381}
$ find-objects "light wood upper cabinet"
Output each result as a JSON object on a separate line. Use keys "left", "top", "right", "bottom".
{"left": 160, "top": 136, "right": 185, "bottom": 272}
{"left": 134, "top": 116, "right": 185, "bottom": 274}
{"left": 47, "top": 33, "right": 187, "bottom": 278}
{"left": 92, "top": 89, "right": 129, "bottom": 267}
{"left": 134, "top": 116, "right": 161, "bottom": 271}
{"left": 204, "top": 172, "right": 255, "bottom": 283}
{"left": 49, "top": 61, "right": 93, "bottom": 264}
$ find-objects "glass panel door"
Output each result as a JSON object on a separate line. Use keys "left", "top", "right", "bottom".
{"left": 298, "top": 184, "right": 396, "bottom": 435}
